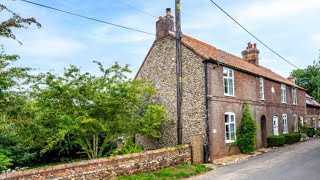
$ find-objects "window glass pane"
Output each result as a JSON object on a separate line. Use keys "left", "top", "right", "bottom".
{"left": 229, "top": 69, "right": 233, "bottom": 77}
{"left": 226, "top": 132, "right": 230, "bottom": 140}
{"left": 225, "top": 115, "right": 229, "bottom": 123}
{"left": 231, "top": 131, "right": 235, "bottom": 140}
{"left": 231, "top": 115, "right": 234, "bottom": 122}
{"left": 230, "top": 124, "right": 235, "bottom": 131}
{"left": 223, "top": 68, "right": 228, "bottom": 77}
{"left": 229, "top": 79, "right": 233, "bottom": 95}
{"left": 224, "top": 78, "right": 228, "bottom": 93}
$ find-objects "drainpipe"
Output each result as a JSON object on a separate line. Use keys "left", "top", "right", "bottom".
{"left": 203, "top": 59, "right": 212, "bottom": 163}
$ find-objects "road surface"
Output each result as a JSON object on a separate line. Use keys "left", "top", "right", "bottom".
{"left": 190, "top": 138, "right": 320, "bottom": 180}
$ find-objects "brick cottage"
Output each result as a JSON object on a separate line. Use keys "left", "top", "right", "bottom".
{"left": 306, "top": 94, "right": 320, "bottom": 129}
{"left": 135, "top": 10, "right": 307, "bottom": 161}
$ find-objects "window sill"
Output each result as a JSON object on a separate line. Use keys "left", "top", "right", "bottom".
{"left": 224, "top": 94, "right": 235, "bottom": 97}
{"left": 293, "top": 103, "right": 298, "bottom": 106}
{"left": 283, "top": 132, "right": 288, "bottom": 134}
{"left": 226, "top": 140, "right": 235, "bottom": 144}
{"left": 281, "top": 102, "right": 287, "bottom": 104}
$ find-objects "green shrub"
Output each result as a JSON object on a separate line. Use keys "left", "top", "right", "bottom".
{"left": 283, "top": 133, "right": 301, "bottom": 144}
{"left": 112, "top": 137, "right": 145, "bottom": 156}
{"left": 267, "top": 135, "right": 286, "bottom": 147}
{"left": 236, "top": 103, "right": 258, "bottom": 154}
{"left": 316, "top": 130, "right": 320, "bottom": 136}
{"left": 306, "top": 128, "right": 314, "bottom": 137}
{"left": 0, "top": 153, "right": 12, "bottom": 173}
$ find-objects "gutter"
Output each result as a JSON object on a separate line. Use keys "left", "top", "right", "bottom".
{"left": 203, "top": 59, "right": 212, "bottom": 163}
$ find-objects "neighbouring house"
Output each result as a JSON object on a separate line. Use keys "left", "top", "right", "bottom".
{"left": 306, "top": 94, "right": 320, "bottom": 129}
{"left": 135, "top": 9, "right": 307, "bottom": 161}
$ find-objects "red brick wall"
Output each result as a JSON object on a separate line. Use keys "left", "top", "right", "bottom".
{"left": 307, "top": 105, "right": 320, "bottom": 116}
{"left": 208, "top": 64, "right": 306, "bottom": 160}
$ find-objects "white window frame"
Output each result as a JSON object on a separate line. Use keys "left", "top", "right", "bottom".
{"left": 259, "top": 77, "right": 265, "bottom": 100}
{"left": 294, "top": 114, "right": 298, "bottom": 132}
{"left": 282, "top": 114, "right": 288, "bottom": 134}
{"left": 300, "top": 116, "right": 304, "bottom": 128}
{"left": 225, "top": 112, "right": 236, "bottom": 143}
{"left": 281, "top": 84, "right": 287, "bottom": 103}
{"left": 223, "top": 67, "right": 234, "bottom": 96}
{"left": 292, "top": 88, "right": 297, "bottom": 105}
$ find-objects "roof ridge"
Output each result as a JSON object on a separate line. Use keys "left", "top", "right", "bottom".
{"left": 178, "top": 34, "right": 304, "bottom": 90}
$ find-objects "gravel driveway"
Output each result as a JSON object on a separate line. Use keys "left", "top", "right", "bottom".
{"left": 189, "top": 138, "right": 320, "bottom": 180}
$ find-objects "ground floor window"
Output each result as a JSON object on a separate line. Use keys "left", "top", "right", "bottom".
{"left": 300, "top": 116, "right": 304, "bottom": 128}
{"left": 282, "top": 114, "right": 288, "bottom": 134}
{"left": 225, "top": 112, "right": 236, "bottom": 143}
{"left": 294, "top": 114, "right": 298, "bottom": 132}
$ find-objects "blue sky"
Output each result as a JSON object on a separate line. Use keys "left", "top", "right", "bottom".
{"left": 1, "top": 0, "right": 320, "bottom": 78}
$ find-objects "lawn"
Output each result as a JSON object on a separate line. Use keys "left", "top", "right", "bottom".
{"left": 118, "top": 164, "right": 212, "bottom": 180}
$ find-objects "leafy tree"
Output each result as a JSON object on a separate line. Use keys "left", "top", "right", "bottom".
{"left": 237, "top": 103, "right": 257, "bottom": 154}
{"left": 0, "top": 4, "right": 41, "bottom": 44}
{"left": 291, "top": 59, "right": 320, "bottom": 102}
{"left": 22, "top": 62, "right": 167, "bottom": 159}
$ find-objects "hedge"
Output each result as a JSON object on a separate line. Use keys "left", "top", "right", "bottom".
{"left": 267, "top": 133, "right": 301, "bottom": 147}
{"left": 267, "top": 135, "right": 286, "bottom": 147}
{"left": 283, "top": 133, "right": 301, "bottom": 144}
{"left": 316, "top": 130, "right": 320, "bottom": 136}
{"left": 306, "top": 128, "right": 314, "bottom": 137}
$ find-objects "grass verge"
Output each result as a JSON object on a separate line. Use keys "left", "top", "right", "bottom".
{"left": 118, "top": 164, "right": 212, "bottom": 180}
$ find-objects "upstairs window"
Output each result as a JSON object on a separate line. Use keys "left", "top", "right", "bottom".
{"left": 259, "top": 78, "right": 265, "bottom": 100}
{"left": 225, "top": 112, "right": 236, "bottom": 143}
{"left": 292, "top": 88, "right": 297, "bottom": 105}
{"left": 282, "top": 114, "right": 288, "bottom": 134}
{"left": 223, "top": 67, "right": 234, "bottom": 96}
{"left": 281, "top": 84, "right": 286, "bottom": 103}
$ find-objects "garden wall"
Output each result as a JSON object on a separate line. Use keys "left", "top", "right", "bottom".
{"left": 0, "top": 145, "right": 191, "bottom": 180}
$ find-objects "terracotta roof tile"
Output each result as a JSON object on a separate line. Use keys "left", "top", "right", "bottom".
{"left": 306, "top": 94, "right": 320, "bottom": 107}
{"left": 180, "top": 35, "right": 302, "bottom": 88}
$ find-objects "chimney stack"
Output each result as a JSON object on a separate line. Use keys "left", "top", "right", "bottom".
{"left": 287, "top": 76, "right": 296, "bottom": 83}
{"left": 241, "top": 42, "right": 260, "bottom": 66}
{"left": 156, "top": 8, "right": 174, "bottom": 39}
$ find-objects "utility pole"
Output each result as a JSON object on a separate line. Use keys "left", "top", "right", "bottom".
{"left": 175, "top": 0, "right": 183, "bottom": 145}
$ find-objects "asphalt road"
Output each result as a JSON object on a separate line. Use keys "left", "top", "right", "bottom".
{"left": 190, "top": 138, "right": 320, "bottom": 180}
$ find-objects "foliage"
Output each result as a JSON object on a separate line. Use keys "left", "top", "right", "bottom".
{"left": 267, "top": 135, "right": 286, "bottom": 147}
{"left": 283, "top": 133, "right": 301, "bottom": 144}
{"left": 306, "top": 127, "right": 315, "bottom": 137}
{"left": 112, "top": 137, "right": 144, "bottom": 156}
{"left": 236, "top": 103, "right": 257, "bottom": 154}
{"left": 0, "top": 4, "right": 41, "bottom": 44}
{"left": 118, "top": 164, "right": 212, "bottom": 180}
{"left": 290, "top": 59, "right": 320, "bottom": 102}
{"left": 0, "top": 153, "right": 12, "bottom": 173}
{"left": 315, "top": 130, "right": 320, "bottom": 137}
{"left": 19, "top": 62, "right": 167, "bottom": 160}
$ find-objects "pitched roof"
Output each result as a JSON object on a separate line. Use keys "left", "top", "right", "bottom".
{"left": 306, "top": 94, "right": 320, "bottom": 107}
{"left": 179, "top": 35, "right": 303, "bottom": 89}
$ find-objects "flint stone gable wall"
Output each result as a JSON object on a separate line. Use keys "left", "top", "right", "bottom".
{"left": 136, "top": 36, "right": 206, "bottom": 149}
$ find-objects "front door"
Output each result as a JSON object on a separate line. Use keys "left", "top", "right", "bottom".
{"left": 273, "top": 116, "right": 279, "bottom": 136}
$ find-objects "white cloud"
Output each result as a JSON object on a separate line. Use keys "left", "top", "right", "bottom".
{"left": 19, "top": 34, "right": 85, "bottom": 57}
{"left": 237, "top": 0, "right": 320, "bottom": 23}
{"left": 310, "top": 34, "right": 320, "bottom": 47}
